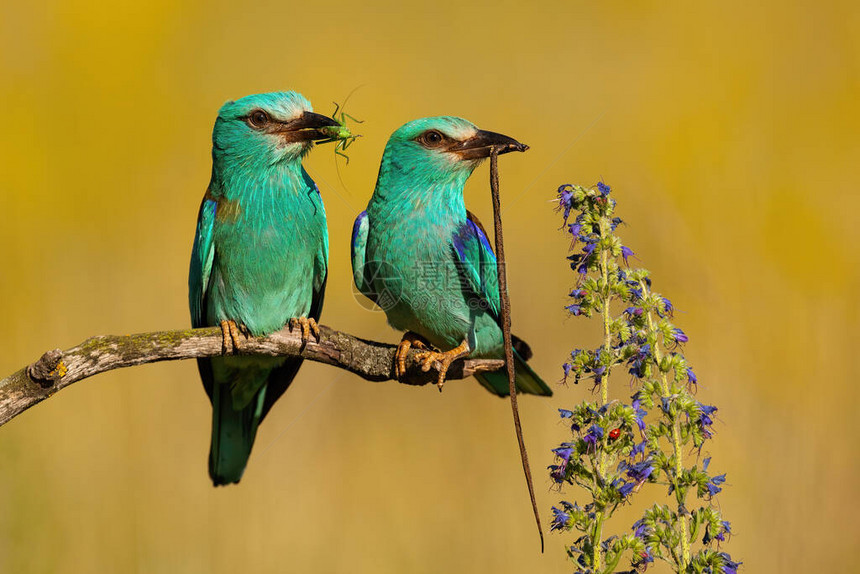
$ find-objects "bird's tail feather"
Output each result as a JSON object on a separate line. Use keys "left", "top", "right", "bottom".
{"left": 474, "top": 348, "right": 553, "bottom": 397}
{"left": 209, "top": 381, "right": 267, "bottom": 486}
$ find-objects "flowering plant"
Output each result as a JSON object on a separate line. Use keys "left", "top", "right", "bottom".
{"left": 548, "top": 183, "right": 740, "bottom": 573}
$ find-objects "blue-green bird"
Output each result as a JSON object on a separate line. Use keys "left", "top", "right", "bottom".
{"left": 189, "top": 91, "right": 339, "bottom": 485}
{"left": 351, "top": 117, "right": 552, "bottom": 397}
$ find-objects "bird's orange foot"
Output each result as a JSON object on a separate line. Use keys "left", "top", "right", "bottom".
{"left": 412, "top": 339, "right": 471, "bottom": 391}
{"left": 394, "top": 331, "right": 430, "bottom": 378}
{"left": 289, "top": 316, "right": 321, "bottom": 345}
{"left": 220, "top": 320, "right": 247, "bottom": 354}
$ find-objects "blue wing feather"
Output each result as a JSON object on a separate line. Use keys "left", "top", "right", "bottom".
{"left": 189, "top": 198, "right": 217, "bottom": 328}
{"left": 351, "top": 210, "right": 370, "bottom": 295}
{"left": 451, "top": 214, "right": 500, "bottom": 320}
{"left": 189, "top": 197, "right": 217, "bottom": 402}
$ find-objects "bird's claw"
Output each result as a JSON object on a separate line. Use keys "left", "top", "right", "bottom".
{"left": 411, "top": 339, "right": 470, "bottom": 391}
{"left": 289, "top": 317, "right": 320, "bottom": 345}
{"left": 220, "top": 320, "right": 247, "bottom": 354}
{"left": 394, "top": 332, "right": 430, "bottom": 378}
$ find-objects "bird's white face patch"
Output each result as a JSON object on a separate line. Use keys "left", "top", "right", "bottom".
{"left": 445, "top": 124, "right": 478, "bottom": 142}
{"left": 441, "top": 125, "right": 479, "bottom": 165}
{"left": 270, "top": 99, "right": 312, "bottom": 124}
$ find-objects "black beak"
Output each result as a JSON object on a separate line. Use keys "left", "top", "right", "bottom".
{"left": 451, "top": 129, "right": 529, "bottom": 160}
{"left": 278, "top": 111, "right": 341, "bottom": 142}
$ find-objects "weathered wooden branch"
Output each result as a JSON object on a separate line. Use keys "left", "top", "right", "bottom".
{"left": 0, "top": 324, "right": 504, "bottom": 428}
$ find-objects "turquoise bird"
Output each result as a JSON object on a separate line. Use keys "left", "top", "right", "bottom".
{"left": 351, "top": 117, "right": 552, "bottom": 397}
{"left": 189, "top": 91, "right": 339, "bottom": 485}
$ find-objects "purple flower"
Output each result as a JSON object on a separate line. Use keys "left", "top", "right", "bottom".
{"left": 599, "top": 535, "right": 619, "bottom": 554}
{"left": 567, "top": 222, "right": 582, "bottom": 237}
{"left": 660, "top": 396, "right": 672, "bottom": 414}
{"left": 550, "top": 506, "right": 571, "bottom": 531}
{"left": 707, "top": 473, "right": 727, "bottom": 497}
{"left": 566, "top": 304, "right": 583, "bottom": 316}
{"left": 625, "top": 459, "right": 654, "bottom": 483}
{"left": 629, "top": 287, "right": 643, "bottom": 301}
{"left": 627, "top": 362, "right": 644, "bottom": 379}
{"left": 659, "top": 297, "right": 674, "bottom": 318}
{"left": 553, "top": 447, "right": 574, "bottom": 463}
{"left": 672, "top": 328, "right": 689, "bottom": 344}
{"left": 558, "top": 185, "right": 573, "bottom": 203}
{"left": 705, "top": 520, "right": 732, "bottom": 544}
{"left": 569, "top": 288, "right": 586, "bottom": 299}
{"left": 697, "top": 403, "right": 717, "bottom": 438}
{"left": 610, "top": 216, "right": 623, "bottom": 230}
{"left": 631, "top": 397, "right": 648, "bottom": 432}
{"left": 718, "top": 520, "right": 732, "bottom": 541}
{"left": 562, "top": 363, "right": 572, "bottom": 382}
{"left": 621, "top": 246, "right": 634, "bottom": 265}
{"left": 631, "top": 440, "right": 647, "bottom": 457}
{"left": 719, "top": 552, "right": 742, "bottom": 574}
{"left": 686, "top": 366, "right": 698, "bottom": 386}
{"left": 624, "top": 306, "right": 644, "bottom": 317}
{"left": 632, "top": 547, "right": 655, "bottom": 567}
{"left": 597, "top": 181, "right": 611, "bottom": 195}
{"left": 632, "top": 519, "right": 649, "bottom": 539}
{"left": 557, "top": 185, "right": 574, "bottom": 221}
{"left": 551, "top": 448, "right": 574, "bottom": 482}
{"left": 612, "top": 478, "right": 635, "bottom": 497}
{"left": 628, "top": 345, "right": 651, "bottom": 380}
{"left": 583, "top": 424, "right": 604, "bottom": 450}
{"left": 558, "top": 408, "right": 573, "bottom": 419}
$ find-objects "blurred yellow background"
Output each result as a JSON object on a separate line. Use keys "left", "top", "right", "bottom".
{"left": 1, "top": 1, "right": 857, "bottom": 572}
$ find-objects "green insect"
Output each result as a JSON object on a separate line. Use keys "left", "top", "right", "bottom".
{"left": 317, "top": 97, "right": 363, "bottom": 164}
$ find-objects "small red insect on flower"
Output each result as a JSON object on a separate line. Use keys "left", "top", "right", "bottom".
{"left": 608, "top": 428, "right": 621, "bottom": 441}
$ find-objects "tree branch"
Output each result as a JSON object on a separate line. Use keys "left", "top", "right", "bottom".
{"left": 0, "top": 324, "right": 504, "bottom": 428}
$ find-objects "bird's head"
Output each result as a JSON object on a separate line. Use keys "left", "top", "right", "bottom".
{"left": 211, "top": 91, "right": 340, "bottom": 167}
{"left": 379, "top": 116, "right": 528, "bottom": 189}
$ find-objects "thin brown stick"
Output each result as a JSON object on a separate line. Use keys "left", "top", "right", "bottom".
{"left": 0, "top": 324, "right": 504, "bottom": 428}
{"left": 489, "top": 149, "right": 544, "bottom": 552}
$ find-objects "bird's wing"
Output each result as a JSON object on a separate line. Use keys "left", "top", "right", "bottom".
{"left": 351, "top": 210, "right": 372, "bottom": 297}
{"left": 451, "top": 211, "right": 500, "bottom": 320}
{"left": 189, "top": 196, "right": 217, "bottom": 401}
{"left": 309, "top": 260, "right": 327, "bottom": 323}
{"left": 304, "top": 171, "right": 329, "bottom": 321}
{"left": 189, "top": 197, "right": 217, "bottom": 328}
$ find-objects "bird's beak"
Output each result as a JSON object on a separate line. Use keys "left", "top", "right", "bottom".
{"left": 450, "top": 129, "right": 529, "bottom": 160}
{"left": 276, "top": 111, "right": 341, "bottom": 143}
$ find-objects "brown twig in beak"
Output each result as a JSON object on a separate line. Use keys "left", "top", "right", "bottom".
{"left": 488, "top": 148, "right": 544, "bottom": 553}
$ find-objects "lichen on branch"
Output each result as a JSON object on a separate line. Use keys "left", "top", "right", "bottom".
{"left": 0, "top": 324, "right": 504, "bottom": 428}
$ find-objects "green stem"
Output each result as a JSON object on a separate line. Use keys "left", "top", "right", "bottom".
{"left": 592, "top": 217, "right": 613, "bottom": 571}
{"left": 592, "top": 510, "right": 606, "bottom": 571}
{"left": 641, "top": 281, "right": 690, "bottom": 570}
{"left": 599, "top": 238, "right": 611, "bottom": 409}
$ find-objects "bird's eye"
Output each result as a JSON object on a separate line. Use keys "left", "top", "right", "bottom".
{"left": 418, "top": 130, "right": 445, "bottom": 147}
{"left": 247, "top": 110, "right": 269, "bottom": 129}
